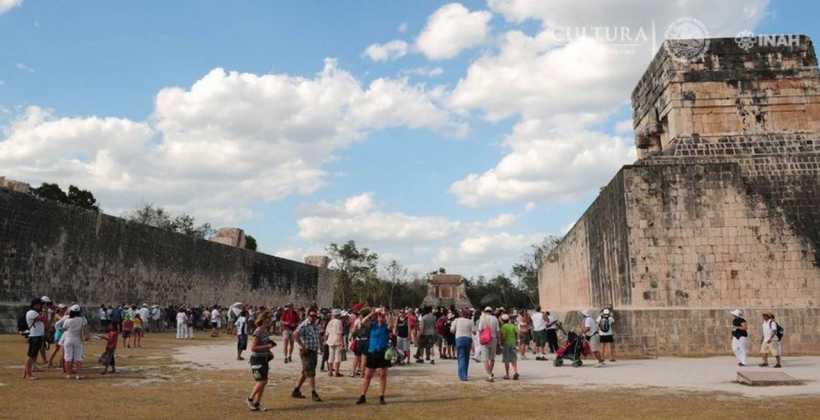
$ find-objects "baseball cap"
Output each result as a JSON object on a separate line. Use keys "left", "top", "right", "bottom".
{"left": 40, "top": 296, "right": 52, "bottom": 303}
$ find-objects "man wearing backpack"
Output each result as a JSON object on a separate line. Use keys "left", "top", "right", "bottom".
{"left": 22, "top": 297, "right": 46, "bottom": 380}
{"left": 597, "top": 309, "right": 616, "bottom": 362}
{"left": 759, "top": 313, "right": 783, "bottom": 368}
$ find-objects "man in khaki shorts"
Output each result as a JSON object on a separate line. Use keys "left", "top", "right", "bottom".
{"left": 759, "top": 313, "right": 782, "bottom": 368}
{"left": 581, "top": 310, "right": 605, "bottom": 367}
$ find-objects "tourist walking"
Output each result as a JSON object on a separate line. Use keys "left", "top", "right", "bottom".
{"left": 22, "top": 298, "right": 46, "bottom": 380}
{"left": 98, "top": 305, "right": 110, "bottom": 332}
{"left": 394, "top": 310, "right": 411, "bottom": 365}
{"left": 357, "top": 307, "right": 391, "bottom": 405}
{"left": 176, "top": 308, "right": 188, "bottom": 339}
{"left": 597, "top": 309, "right": 616, "bottom": 362}
{"left": 281, "top": 303, "right": 300, "bottom": 363}
{"left": 48, "top": 304, "right": 67, "bottom": 369}
{"left": 416, "top": 306, "right": 437, "bottom": 364}
{"left": 61, "top": 305, "right": 89, "bottom": 380}
{"left": 349, "top": 308, "right": 367, "bottom": 377}
{"left": 236, "top": 310, "right": 249, "bottom": 360}
{"left": 325, "top": 309, "right": 344, "bottom": 376}
{"left": 478, "top": 306, "right": 499, "bottom": 382}
{"left": 247, "top": 310, "right": 274, "bottom": 412}
{"left": 500, "top": 314, "right": 519, "bottom": 380}
{"left": 292, "top": 308, "right": 323, "bottom": 402}
{"left": 531, "top": 307, "right": 547, "bottom": 360}
{"left": 730, "top": 309, "right": 748, "bottom": 367}
{"left": 211, "top": 305, "right": 221, "bottom": 337}
{"left": 517, "top": 310, "right": 531, "bottom": 359}
{"left": 451, "top": 308, "right": 474, "bottom": 381}
{"left": 759, "top": 313, "right": 782, "bottom": 368}
{"left": 545, "top": 310, "right": 560, "bottom": 355}
{"left": 581, "top": 310, "right": 605, "bottom": 367}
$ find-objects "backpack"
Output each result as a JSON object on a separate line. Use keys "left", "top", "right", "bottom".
{"left": 775, "top": 322, "right": 784, "bottom": 341}
{"left": 17, "top": 310, "right": 30, "bottom": 336}
{"left": 600, "top": 317, "right": 611, "bottom": 333}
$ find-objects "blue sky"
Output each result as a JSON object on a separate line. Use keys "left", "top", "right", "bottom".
{"left": 1, "top": 0, "right": 817, "bottom": 277}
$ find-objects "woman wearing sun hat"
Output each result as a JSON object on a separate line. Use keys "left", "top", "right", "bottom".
{"left": 61, "top": 304, "right": 89, "bottom": 379}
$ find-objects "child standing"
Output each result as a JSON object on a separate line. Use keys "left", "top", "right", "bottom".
{"left": 99, "top": 324, "right": 119, "bottom": 374}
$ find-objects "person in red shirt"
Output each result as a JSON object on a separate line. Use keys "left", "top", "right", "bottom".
{"left": 281, "top": 303, "right": 300, "bottom": 363}
{"left": 98, "top": 323, "right": 118, "bottom": 374}
{"left": 406, "top": 309, "right": 418, "bottom": 345}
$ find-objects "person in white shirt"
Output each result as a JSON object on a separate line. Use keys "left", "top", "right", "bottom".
{"left": 759, "top": 312, "right": 782, "bottom": 368}
{"left": 531, "top": 307, "right": 547, "bottom": 360}
{"left": 211, "top": 306, "right": 221, "bottom": 337}
{"left": 581, "top": 310, "right": 605, "bottom": 367}
{"left": 477, "top": 307, "right": 499, "bottom": 382}
{"left": 544, "top": 310, "right": 559, "bottom": 357}
{"left": 176, "top": 308, "right": 189, "bottom": 339}
{"left": 597, "top": 309, "right": 616, "bottom": 362}
{"left": 23, "top": 298, "right": 46, "bottom": 380}
{"left": 451, "top": 309, "right": 475, "bottom": 381}
{"left": 61, "top": 304, "right": 89, "bottom": 380}
{"left": 324, "top": 309, "right": 344, "bottom": 377}
{"left": 236, "top": 310, "right": 249, "bottom": 360}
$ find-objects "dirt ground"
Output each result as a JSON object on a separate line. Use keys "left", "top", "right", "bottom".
{"left": 1, "top": 333, "right": 818, "bottom": 419}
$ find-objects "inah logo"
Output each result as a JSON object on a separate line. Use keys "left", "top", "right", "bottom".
{"left": 664, "top": 18, "right": 710, "bottom": 63}
{"left": 735, "top": 31, "right": 757, "bottom": 51}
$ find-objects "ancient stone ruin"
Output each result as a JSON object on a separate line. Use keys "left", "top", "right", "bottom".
{"left": 0, "top": 184, "right": 335, "bottom": 332}
{"left": 539, "top": 35, "right": 820, "bottom": 355}
{"left": 422, "top": 274, "right": 472, "bottom": 308}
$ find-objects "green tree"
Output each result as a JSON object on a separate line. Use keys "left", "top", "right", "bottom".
{"left": 245, "top": 235, "right": 258, "bottom": 251}
{"left": 66, "top": 185, "right": 99, "bottom": 211}
{"left": 125, "top": 204, "right": 213, "bottom": 239}
{"left": 33, "top": 183, "right": 68, "bottom": 203}
{"left": 326, "top": 240, "right": 378, "bottom": 308}
{"left": 383, "top": 260, "right": 408, "bottom": 309}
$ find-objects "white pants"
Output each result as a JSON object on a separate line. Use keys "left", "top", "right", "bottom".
{"left": 188, "top": 325, "right": 194, "bottom": 339}
{"left": 176, "top": 321, "right": 186, "bottom": 339}
{"left": 732, "top": 337, "right": 747, "bottom": 365}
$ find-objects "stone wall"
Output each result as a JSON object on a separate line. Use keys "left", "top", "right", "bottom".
{"left": 0, "top": 188, "right": 335, "bottom": 331}
{"left": 538, "top": 36, "right": 820, "bottom": 354}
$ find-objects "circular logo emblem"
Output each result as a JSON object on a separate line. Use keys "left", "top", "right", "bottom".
{"left": 664, "top": 18, "right": 710, "bottom": 63}
{"left": 735, "top": 30, "right": 757, "bottom": 52}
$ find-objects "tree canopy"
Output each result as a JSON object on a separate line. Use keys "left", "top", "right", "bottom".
{"left": 32, "top": 183, "right": 99, "bottom": 212}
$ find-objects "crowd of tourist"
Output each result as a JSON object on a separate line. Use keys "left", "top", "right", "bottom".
{"left": 17, "top": 296, "right": 787, "bottom": 412}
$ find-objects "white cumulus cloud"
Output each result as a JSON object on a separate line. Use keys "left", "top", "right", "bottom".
{"left": 416, "top": 3, "right": 492, "bottom": 60}
{"left": 0, "top": 60, "right": 465, "bottom": 225}
{"left": 0, "top": 0, "right": 22, "bottom": 15}
{"left": 363, "top": 40, "right": 409, "bottom": 62}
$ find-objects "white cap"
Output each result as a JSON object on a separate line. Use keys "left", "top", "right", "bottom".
{"left": 41, "top": 296, "right": 52, "bottom": 303}
{"left": 729, "top": 309, "right": 744, "bottom": 317}
{"left": 602, "top": 308, "right": 611, "bottom": 315}
{"left": 484, "top": 306, "right": 493, "bottom": 312}
{"left": 69, "top": 304, "right": 81, "bottom": 312}
{"left": 580, "top": 310, "right": 590, "bottom": 317}
{"left": 500, "top": 314, "right": 510, "bottom": 321}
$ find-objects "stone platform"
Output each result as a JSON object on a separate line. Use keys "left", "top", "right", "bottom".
{"left": 737, "top": 371, "right": 803, "bottom": 386}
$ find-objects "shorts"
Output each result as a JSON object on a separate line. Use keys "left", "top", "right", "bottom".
{"left": 327, "top": 345, "right": 342, "bottom": 363}
{"left": 63, "top": 342, "right": 84, "bottom": 362}
{"left": 533, "top": 330, "right": 547, "bottom": 347}
{"left": 134, "top": 327, "right": 143, "bottom": 334}
{"left": 366, "top": 349, "right": 390, "bottom": 370}
{"left": 237, "top": 334, "right": 248, "bottom": 351}
{"left": 761, "top": 339, "right": 781, "bottom": 356}
{"left": 397, "top": 337, "right": 410, "bottom": 353}
{"left": 250, "top": 354, "right": 270, "bottom": 381}
{"left": 282, "top": 328, "right": 294, "bottom": 340}
{"left": 419, "top": 334, "right": 435, "bottom": 350}
{"left": 300, "top": 350, "right": 318, "bottom": 378}
{"left": 99, "top": 350, "right": 116, "bottom": 367}
{"left": 587, "top": 334, "right": 601, "bottom": 352}
{"left": 27, "top": 336, "right": 44, "bottom": 359}
{"left": 211, "top": 322, "right": 218, "bottom": 329}
{"left": 600, "top": 334, "right": 614, "bottom": 343}
{"left": 445, "top": 334, "right": 455, "bottom": 346}
{"left": 519, "top": 331, "right": 532, "bottom": 345}
{"left": 354, "top": 338, "right": 369, "bottom": 356}
{"left": 481, "top": 339, "right": 497, "bottom": 362}
{"left": 122, "top": 330, "right": 132, "bottom": 338}
{"left": 502, "top": 344, "right": 517, "bottom": 363}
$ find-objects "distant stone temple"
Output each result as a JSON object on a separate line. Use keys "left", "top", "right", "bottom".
{"left": 539, "top": 35, "right": 820, "bottom": 355}
{"left": 423, "top": 274, "right": 472, "bottom": 308}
